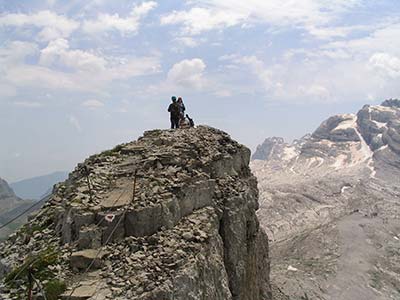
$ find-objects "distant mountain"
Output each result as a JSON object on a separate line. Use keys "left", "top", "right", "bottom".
{"left": 251, "top": 99, "right": 400, "bottom": 300}
{"left": 10, "top": 171, "right": 68, "bottom": 200}
{"left": 0, "top": 178, "right": 23, "bottom": 214}
{"left": 0, "top": 178, "right": 35, "bottom": 240}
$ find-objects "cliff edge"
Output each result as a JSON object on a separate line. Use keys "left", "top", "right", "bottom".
{"left": 0, "top": 126, "right": 271, "bottom": 300}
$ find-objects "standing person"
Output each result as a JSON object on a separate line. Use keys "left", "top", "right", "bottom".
{"left": 177, "top": 97, "right": 185, "bottom": 118}
{"left": 168, "top": 96, "right": 180, "bottom": 129}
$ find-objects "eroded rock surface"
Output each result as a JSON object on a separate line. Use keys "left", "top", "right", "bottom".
{"left": 0, "top": 126, "right": 271, "bottom": 300}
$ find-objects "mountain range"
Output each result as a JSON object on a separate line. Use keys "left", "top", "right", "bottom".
{"left": 251, "top": 99, "right": 400, "bottom": 300}
{"left": 10, "top": 171, "right": 69, "bottom": 200}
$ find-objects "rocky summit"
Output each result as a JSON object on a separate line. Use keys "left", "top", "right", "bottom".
{"left": 0, "top": 126, "right": 271, "bottom": 300}
{"left": 252, "top": 100, "right": 400, "bottom": 300}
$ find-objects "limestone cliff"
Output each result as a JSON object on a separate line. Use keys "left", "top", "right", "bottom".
{"left": 0, "top": 126, "right": 271, "bottom": 300}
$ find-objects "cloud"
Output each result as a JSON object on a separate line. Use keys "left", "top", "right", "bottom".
{"left": 39, "top": 38, "right": 107, "bottom": 72}
{"left": 161, "top": 0, "right": 361, "bottom": 36}
{"left": 82, "top": 1, "right": 157, "bottom": 35}
{"left": 167, "top": 58, "right": 206, "bottom": 89}
{"left": 369, "top": 53, "right": 400, "bottom": 78}
{"left": 161, "top": 7, "right": 245, "bottom": 35}
{"left": 222, "top": 55, "right": 273, "bottom": 90}
{"left": 82, "top": 99, "right": 104, "bottom": 109}
{"left": 321, "top": 22, "right": 400, "bottom": 58}
{"left": 0, "top": 38, "right": 160, "bottom": 94}
{"left": 0, "top": 10, "right": 79, "bottom": 41}
{"left": 0, "top": 41, "right": 39, "bottom": 66}
{"left": 68, "top": 115, "right": 82, "bottom": 132}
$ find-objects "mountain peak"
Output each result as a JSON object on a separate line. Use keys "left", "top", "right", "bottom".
{"left": 0, "top": 126, "right": 271, "bottom": 300}
{"left": 381, "top": 98, "right": 400, "bottom": 108}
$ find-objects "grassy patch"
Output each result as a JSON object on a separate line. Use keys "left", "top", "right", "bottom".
{"left": 5, "top": 247, "right": 58, "bottom": 284}
{"left": 369, "top": 270, "right": 383, "bottom": 290}
{"left": 45, "top": 279, "right": 67, "bottom": 300}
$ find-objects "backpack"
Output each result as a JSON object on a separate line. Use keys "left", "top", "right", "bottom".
{"left": 169, "top": 102, "right": 180, "bottom": 117}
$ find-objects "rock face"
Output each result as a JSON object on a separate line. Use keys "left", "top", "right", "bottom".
{"left": 0, "top": 126, "right": 271, "bottom": 300}
{"left": 252, "top": 100, "right": 400, "bottom": 300}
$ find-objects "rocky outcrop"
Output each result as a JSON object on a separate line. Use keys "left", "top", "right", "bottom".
{"left": 0, "top": 126, "right": 271, "bottom": 300}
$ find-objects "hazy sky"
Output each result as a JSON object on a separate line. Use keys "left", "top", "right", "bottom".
{"left": 1, "top": 0, "right": 400, "bottom": 182}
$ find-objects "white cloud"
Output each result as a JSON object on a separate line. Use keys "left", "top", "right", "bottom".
{"left": 0, "top": 38, "right": 160, "bottom": 95}
{"left": 82, "top": 99, "right": 104, "bottom": 109}
{"left": 82, "top": 1, "right": 157, "bottom": 35}
{"left": 223, "top": 55, "right": 273, "bottom": 90}
{"left": 369, "top": 53, "right": 400, "bottom": 78}
{"left": 161, "top": 0, "right": 361, "bottom": 36}
{"left": 322, "top": 22, "right": 400, "bottom": 58}
{"left": 0, "top": 10, "right": 79, "bottom": 41}
{"left": 39, "top": 38, "right": 107, "bottom": 72}
{"left": 0, "top": 41, "right": 38, "bottom": 66}
{"left": 167, "top": 58, "right": 206, "bottom": 89}
{"left": 161, "top": 7, "right": 244, "bottom": 35}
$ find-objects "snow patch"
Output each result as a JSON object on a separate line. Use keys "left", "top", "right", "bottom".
{"left": 287, "top": 265, "right": 298, "bottom": 272}
{"left": 282, "top": 146, "right": 298, "bottom": 161}
{"left": 372, "top": 120, "right": 387, "bottom": 129}
{"left": 368, "top": 158, "right": 376, "bottom": 178}
{"left": 333, "top": 154, "right": 348, "bottom": 169}
{"left": 333, "top": 114, "right": 356, "bottom": 131}
{"left": 376, "top": 144, "right": 388, "bottom": 152}
{"left": 331, "top": 116, "right": 374, "bottom": 170}
{"left": 341, "top": 186, "right": 351, "bottom": 193}
{"left": 371, "top": 105, "right": 396, "bottom": 113}
{"left": 307, "top": 157, "right": 324, "bottom": 168}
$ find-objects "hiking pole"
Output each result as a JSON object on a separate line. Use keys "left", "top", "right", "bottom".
{"left": 132, "top": 170, "right": 138, "bottom": 203}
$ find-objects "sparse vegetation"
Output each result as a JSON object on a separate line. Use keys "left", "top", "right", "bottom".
{"left": 45, "top": 279, "right": 67, "bottom": 300}
{"left": 5, "top": 247, "right": 59, "bottom": 286}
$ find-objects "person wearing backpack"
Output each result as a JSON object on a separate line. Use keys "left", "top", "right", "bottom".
{"left": 168, "top": 96, "right": 180, "bottom": 129}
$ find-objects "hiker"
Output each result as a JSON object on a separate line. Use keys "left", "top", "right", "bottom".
{"left": 177, "top": 97, "right": 185, "bottom": 118}
{"left": 179, "top": 115, "right": 191, "bottom": 129}
{"left": 168, "top": 96, "right": 180, "bottom": 129}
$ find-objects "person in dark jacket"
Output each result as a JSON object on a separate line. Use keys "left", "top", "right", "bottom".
{"left": 168, "top": 96, "right": 180, "bottom": 129}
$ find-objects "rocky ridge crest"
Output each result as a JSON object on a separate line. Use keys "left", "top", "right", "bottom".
{"left": 0, "top": 126, "right": 271, "bottom": 300}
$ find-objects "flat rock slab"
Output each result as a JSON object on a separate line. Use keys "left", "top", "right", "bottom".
{"left": 100, "top": 188, "right": 132, "bottom": 209}
{"left": 70, "top": 249, "right": 106, "bottom": 270}
{"left": 61, "top": 281, "right": 97, "bottom": 299}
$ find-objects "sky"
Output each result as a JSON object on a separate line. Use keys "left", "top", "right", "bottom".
{"left": 1, "top": 0, "right": 400, "bottom": 182}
